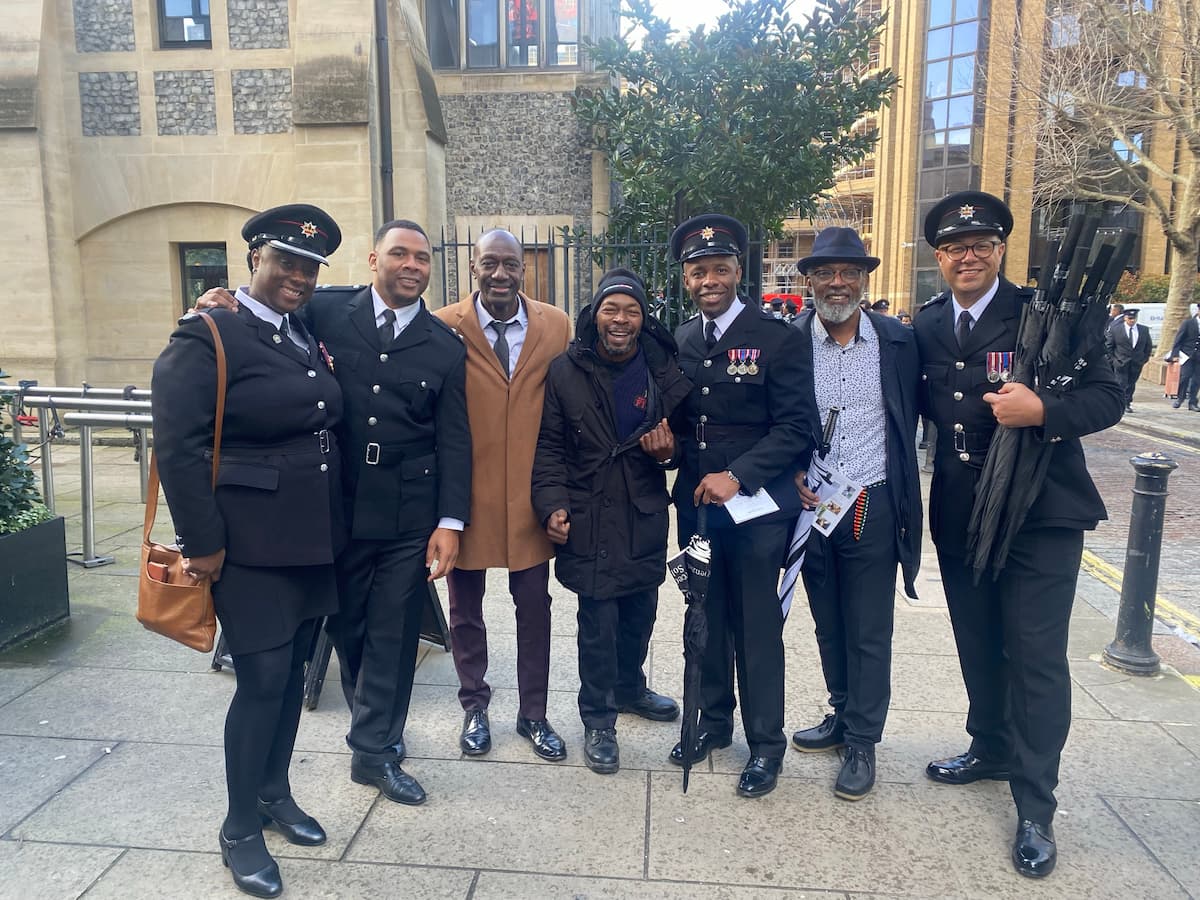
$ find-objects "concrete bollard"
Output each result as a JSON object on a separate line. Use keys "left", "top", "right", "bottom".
{"left": 1102, "top": 452, "right": 1178, "bottom": 676}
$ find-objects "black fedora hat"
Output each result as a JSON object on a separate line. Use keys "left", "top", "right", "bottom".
{"left": 797, "top": 227, "right": 880, "bottom": 274}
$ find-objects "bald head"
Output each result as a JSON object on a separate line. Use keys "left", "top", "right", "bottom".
{"left": 470, "top": 229, "right": 525, "bottom": 319}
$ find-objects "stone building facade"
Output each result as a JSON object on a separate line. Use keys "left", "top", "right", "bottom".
{"left": 2, "top": 0, "right": 611, "bottom": 387}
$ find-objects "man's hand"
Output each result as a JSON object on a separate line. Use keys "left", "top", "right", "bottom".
{"left": 983, "top": 382, "right": 1046, "bottom": 427}
{"left": 195, "top": 287, "right": 239, "bottom": 312}
{"left": 638, "top": 419, "right": 676, "bottom": 462}
{"left": 546, "top": 509, "right": 571, "bottom": 545}
{"left": 426, "top": 528, "right": 459, "bottom": 581}
{"left": 694, "top": 471, "right": 740, "bottom": 506}
{"left": 794, "top": 470, "right": 819, "bottom": 509}
{"left": 183, "top": 548, "right": 225, "bottom": 583}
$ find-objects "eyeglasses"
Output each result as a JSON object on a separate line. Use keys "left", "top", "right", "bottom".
{"left": 938, "top": 240, "right": 1002, "bottom": 261}
{"left": 808, "top": 267, "right": 865, "bottom": 284}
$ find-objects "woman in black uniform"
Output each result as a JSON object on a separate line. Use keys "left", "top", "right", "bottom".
{"left": 152, "top": 205, "right": 345, "bottom": 898}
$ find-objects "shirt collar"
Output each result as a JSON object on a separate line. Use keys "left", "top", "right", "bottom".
{"left": 951, "top": 278, "right": 1000, "bottom": 325}
{"left": 702, "top": 297, "right": 746, "bottom": 338}
{"left": 235, "top": 286, "right": 285, "bottom": 329}
{"left": 475, "top": 293, "right": 528, "bottom": 331}
{"left": 372, "top": 285, "right": 422, "bottom": 332}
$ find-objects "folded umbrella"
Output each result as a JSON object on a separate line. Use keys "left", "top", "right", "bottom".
{"left": 667, "top": 504, "right": 711, "bottom": 793}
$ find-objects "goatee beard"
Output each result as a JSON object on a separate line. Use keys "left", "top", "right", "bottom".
{"left": 815, "top": 298, "right": 857, "bottom": 324}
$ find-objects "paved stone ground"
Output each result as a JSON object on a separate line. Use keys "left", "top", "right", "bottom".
{"left": 1, "top": 429, "right": 1198, "bottom": 899}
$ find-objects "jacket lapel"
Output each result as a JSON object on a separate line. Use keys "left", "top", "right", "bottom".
{"left": 930, "top": 294, "right": 960, "bottom": 358}
{"left": 454, "top": 295, "right": 508, "bottom": 381}
{"left": 867, "top": 311, "right": 907, "bottom": 438}
{"left": 512, "top": 294, "right": 543, "bottom": 382}
{"left": 237, "top": 304, "right": 306, "bottom": 365}
{"left": 391, "top": 301, "right": 433, "bottom": 353}
{"left": 961, "top": 281, "right": 1019, "bottom": 356}
{"left": 348, "top": 287, "right": 382, "bottom": 350}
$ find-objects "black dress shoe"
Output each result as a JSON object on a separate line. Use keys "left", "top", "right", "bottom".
{"left": 219, "top": 829, "right": 282, "bottom": 899}
{"left": 460, "top": 709, "right": 491, "bottom": 756}
{"left": 257, "top": 796, "right": 326, "bottom": 846}
{"left": 516, "top": 717, "right": 567, "bottom": 761}
{"left": 668, "top": 731, "right": 732, "bottom": 767}
{"left": 926, "top": 751, "right": 1010, "bottom": 785}
{"left": 736, "top": 756, "right": 782, "bottom": 798}
{"left": 791, "top": 713, "right": 845, "bottom": 753}
{"left": 1190, "top": 403, "right": 1200, "bottom": 412}
{"left": 393, "top": 736, "right": 406, "bottom": 763}
{"left": 834, "top": 746, "right": 875, "bottom": 801}
{"left": 1173, "top": 398, "right": 1184, "bottom": 408}
{"left": 618, "top": 689, "right": 680, "bottom": 722}
{"left": 584, "top": 727, "right": 620, "bottom": 774}
{"left": 350, "top": 759, "right": 427, "bottom": 805}
{"left": 1012, "top": 819, "right": 1056, "bottom": 878}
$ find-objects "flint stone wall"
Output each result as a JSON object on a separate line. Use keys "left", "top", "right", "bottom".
{"left": 154, "top": 70, "right": 217, "bottom": 135}
{"left": 73, "top": 0, "right": 136, "bottom": 53}
{"left": 79, "top": 71, "right": 140, "bottom": 136}
{"left": 232, "top": 68, "right": 293, "bottom": 133}
{"left": 228, "top": 0, "right": 290, "bottom": 49}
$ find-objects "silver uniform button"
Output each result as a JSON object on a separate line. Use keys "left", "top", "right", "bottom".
{"left": 955, "top": 361, "right": 965, "bottom": 370}
{"left": 317, "top": 401, "right": 325, "bottom": 410}
{"left": 735, "top": 376, "right": 742, "bottom": 383}
{"left": 921, "top": 373, "right": 928, "bottom": 381}
{"left": 380, "top": 353, "right": 388, "bottom": 362}
{"left": 307, "top": 370, "right": 317, "bottom": 378}
{"left": 698, "top": 441, "right": 707, "bottom": 450}
{"left": 953, "top": 391, "right": 963, "bottom": 401}
{"left": 372, "top": 384, "right": 381, "bottom": 394}
{"left": 368, "top": 416, "right": 378, "bottom": 426}
{"left": 699, "top": 415, "right": 707, "bottom": 423}
{"left": 954, "top": 423, "right": 963, "bottom": 432}
{"left": 701, "top": 387, "right": 710, "bottom": 395}
{"left": 420, "top": 381, "right": 427, "bottom": 389}
{"left": 703, "top": 359, "right": 712, "bottom": 367}
{"left": 320, "top": 463, "right": 328, "bottom": 472}
{"left": 959, "top": 452, "right": 970, "bottom": 462}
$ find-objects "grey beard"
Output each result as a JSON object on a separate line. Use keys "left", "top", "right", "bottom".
{"left": 814, "top": 297, "right": 857, "bottom": 325}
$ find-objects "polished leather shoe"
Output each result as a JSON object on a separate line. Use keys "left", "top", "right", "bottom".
{"left": 791, "top": 713, "right": 845, "bottom": 753}
{"left": 584, "top": 727, "right": 620, "bottom": 774}
{"left": 350, "top": 759, "right": 427, "bottom": 805}
{"left": 219, "top": 829, "right": 282, "bottom": 898}
{"left": 618, "top": 689, "right": 680, "bottom": 722}
{"left": 1173, "top": 398, "right": 1185, "bottom": 408}
{"left": 834, "top": 746, "right": 875, "bottom": 801}
{"left": 1012, "top": 819, "right": 1056, "bottom": 878}
{"left": 460, "top": 709, "right": 491, "bottom": 756}
{"left": 516, "top": 717, "right": 567, "bottom": 761}
{"left": 925, "top": 751, "right": 1010, "bottom": 785}
{"left": 393, "top": 736, "right": 406, "bottom": 762}
{"left": 736, "top": 756, "right": 782, "bottom": 798}
{"left": 257, "top": 796, "right": 326, "bottom": 846}
{"left": 1190, "top": 403, "right": 1200, "bottom": 412}
{"left": 668, "top": 731, "right": 732, "bottom": 767}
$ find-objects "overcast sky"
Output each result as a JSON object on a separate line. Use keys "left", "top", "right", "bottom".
{"left": 648, "top": 0, "right": 819, "bottom": 31}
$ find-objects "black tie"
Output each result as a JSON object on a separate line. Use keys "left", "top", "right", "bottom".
{"left": 704, "top": 319, "right": 717, "bottom": 351}
{"left": 379, "top": 308, "right": 396, "bottom": 348}
{"left": 1128, "top": 325, "right": 1135, "bottom": 347}
{"left": 492, "top": 320, "right": 512, "bottom": 377}
{"left": 278, "top": 316, "right": 307, "bottom": 358}
{"left": 955, "top": 310, "right": 972, "bottom": 350}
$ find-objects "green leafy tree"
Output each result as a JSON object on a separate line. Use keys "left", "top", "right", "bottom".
{"left": 573, "top": 0, "right": 896, "bottom": 238}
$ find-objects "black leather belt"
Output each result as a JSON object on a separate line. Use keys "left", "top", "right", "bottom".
{"left": 937, "top": 428, "right": 993, "bottom": 460}
{"left": 693, "top": 423, "right": 769, "bottom": 444}
{"left": 364, "top": 439, "right": 436, "bottom": 466}
{"left": 224, "top": 429, "right": 334, "bottom": 455}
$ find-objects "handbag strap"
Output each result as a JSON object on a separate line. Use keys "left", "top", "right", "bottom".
{"left": 144, "top": 313, "right": 229, "bottom": 544}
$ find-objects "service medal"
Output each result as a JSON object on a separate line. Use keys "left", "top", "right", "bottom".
{"left": 986, "top": 351, "right": 1013, "bottom": 383}
{"left": 736, "top": 349, "right": 748, "bottom": 375}
{"left": 727, "top": 349, "right": 739, "bottom": 375}
{"left": 747, "top": 349, "right": 760, "bottom": 375}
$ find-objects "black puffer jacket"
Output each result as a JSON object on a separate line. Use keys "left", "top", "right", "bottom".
{"left": 532, "top": 305, "right": 692, "bottom": 597}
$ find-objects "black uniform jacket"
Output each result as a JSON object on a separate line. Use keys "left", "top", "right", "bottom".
{"left": 299, "top": 287, "right": 471, "bottom": 541}
{"left": 151, "top": 306, "right": 346, "bottom": 567}
{"left": 914, "top": 278, "right": 1124, "bottom": 557}
{"left": 1169, "top": 315, "right": 1200, "bottom": 358}
{"left": 1105, "top": 320, "right": 1154, "bottom": 367}
{"left": 671, "top": 301, "right": 818, "bottom": 531}
{"left": 793, "top": 309, "right": 923, "bottom": 598}
{"left": 531, "top": 307, "right": 692, "bottom": 597}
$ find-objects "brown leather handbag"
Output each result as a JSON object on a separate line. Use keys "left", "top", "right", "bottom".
{"left": 137, "top": 314, "right": 226, "bottom": 652}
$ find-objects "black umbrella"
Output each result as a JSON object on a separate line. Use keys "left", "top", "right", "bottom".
{"left": 967, "top": 218, "right": 1135, "bottom": 581}
{"left": 667, "top": 504, "right": 711, "bottom": 793}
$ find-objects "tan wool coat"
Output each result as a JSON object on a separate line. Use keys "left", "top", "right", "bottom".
{"left": 433, "top": 294, "right": 571, "bottom": 571}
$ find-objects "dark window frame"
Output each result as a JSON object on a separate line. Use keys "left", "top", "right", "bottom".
{"left": 158, "top": 0, "right": 213, "bottom": 49}
{"left": 178, "top": 242, "right": 229, "bottom": 313}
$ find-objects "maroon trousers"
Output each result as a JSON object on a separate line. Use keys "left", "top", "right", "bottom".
{"left": 446, "top": 562, "right": 552, "bottom": 720}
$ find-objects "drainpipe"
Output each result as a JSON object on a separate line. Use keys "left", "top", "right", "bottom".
{"left": 375, "top": 0, "right": 395, "bottom": 221}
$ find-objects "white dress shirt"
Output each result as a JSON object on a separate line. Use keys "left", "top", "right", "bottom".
{"left": 372, "top": 286, "right": 422, "bottom": 338}
{"left": 475, "top": 294, "right": 529, "bottom": 377}
{"left": 235, "top": 287, "right": 307, "bottom": 352}
{"left": 950, "top": 277, "right": 1001, "bottom": 338}
{"left": 701, "top": 298, "right": 746, "bottom": 342}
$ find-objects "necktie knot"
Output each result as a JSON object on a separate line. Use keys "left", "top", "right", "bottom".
{"left": 378, "top": 308, "right": 396, "bottom": 346}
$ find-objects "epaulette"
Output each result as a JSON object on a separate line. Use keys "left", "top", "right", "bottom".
{"left": 1015, "top": 285, "right": 1036, "bottom": 303}
{"left": 311, "top": 284, "right": 367, "bottom": 303}
{"left": 918, "top": 292, "right": 949, "bottom": 312}
{"left": 428, "top": 313, "right": 464, "bottom": 342}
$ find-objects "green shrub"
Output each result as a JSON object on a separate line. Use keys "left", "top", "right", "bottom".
{"left": 0, "top": 419, "right": 51, "bottom": 535}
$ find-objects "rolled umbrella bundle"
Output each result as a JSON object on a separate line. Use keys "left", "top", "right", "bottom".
{"left": 667, "top": 505, "right": 711, "bottom": 793}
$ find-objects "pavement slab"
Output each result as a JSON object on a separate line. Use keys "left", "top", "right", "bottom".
{"left": 1063, "top": 719, "right": 1200, "bottom": 800}
{"left": 1103, "top": 796, "right": 1200, "bottom": 895}
{"left": 473, "top": 871, "right": 845, "bottom": 897}
{"left": 0, "top": 841, "right": 122, "bottom": 900}
{"left": 0, "top": 665, "right": 59, "bottom": 708}
{"left": 1162, "top": 723, "right": 1200, "bottom": 759}
{"left": 0, "top": 736, "right": 112, "bottom": 834}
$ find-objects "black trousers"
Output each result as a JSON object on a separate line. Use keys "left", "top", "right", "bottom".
{"left": 1179, "top": 357, "right": 1199, "bottom": 405}
{"left": 692, "top": 519, "right": 790, "bottom": 759}
{"left": 1115, "top": 360, "right": 1144, "bottom": 406}
{"left": 327, "top": 533, "right": 430, "bottom": 765}
{"left": 937, "top": 526, "right": 1082, "bottom": 825}
{"left": 801, "top": 483, "right": 896, "bottom": 748}
{"left": 576, "top": 589, "right": 658, "bottom": 729}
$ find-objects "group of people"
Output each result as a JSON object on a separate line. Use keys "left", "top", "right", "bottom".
{"left": 151, "top": 189, "right": 1123, "bottom": 898}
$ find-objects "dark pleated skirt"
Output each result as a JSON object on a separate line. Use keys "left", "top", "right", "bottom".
{"left": 213, "top": 562, "right": 338, "bottom": 655}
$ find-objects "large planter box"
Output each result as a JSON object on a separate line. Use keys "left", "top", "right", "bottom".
{"left": 0, "top": 516, "right": 70, "bottom": 651}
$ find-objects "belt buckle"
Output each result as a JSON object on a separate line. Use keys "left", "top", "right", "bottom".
{"left": 695, "top": 422, "right": 705, "bottom": 444}
{"left": 365, "top": 442, "right": 381, "bottom": 465}
{"left": 317, "top": 429, "right": 331, "bottom": 454}
{"left": 953, "top": 431, "right": 966, "bottom": 454}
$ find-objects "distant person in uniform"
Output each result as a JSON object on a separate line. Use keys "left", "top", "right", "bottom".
{"left": 1105, "top": 307, "right": 1154, "bottom": 411}
{"left": 870, "top": 298, "right": 890, "bottom": 314}
{"left": 914, "top": 191, "right": 1123, "bottom": 879}
{"left": 666, "top": 214, "right": 818, "bottom": 799}
{"left": 154, "top": 205, "right": 345, "bottom": 898}
{"left": 1166, "top": 305, "right": 1200, "bottom": 411}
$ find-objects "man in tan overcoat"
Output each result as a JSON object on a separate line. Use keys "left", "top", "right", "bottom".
{"left": 432, "top": 229, "right": 573, "bottom": 761}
